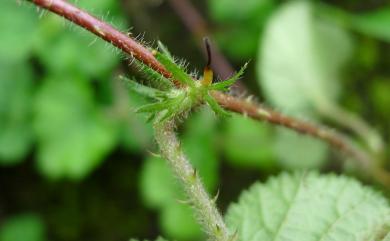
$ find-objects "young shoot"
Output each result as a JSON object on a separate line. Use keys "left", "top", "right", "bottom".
{"left": 121, "top": 39, "right": 248, "bottom": 122}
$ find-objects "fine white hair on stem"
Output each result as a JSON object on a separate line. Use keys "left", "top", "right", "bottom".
{"left": 154, "top": 119, "right": 231, "bottom": 241}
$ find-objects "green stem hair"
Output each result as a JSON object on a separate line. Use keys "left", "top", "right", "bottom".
{"left": 154, "top": 119, "right": 231, "bottom": 241}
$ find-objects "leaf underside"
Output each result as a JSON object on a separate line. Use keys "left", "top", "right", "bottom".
{"left": 259, "top": 1, "right": 352, "bottom": 116}
{"left": 226, "top": 172, "right": 390, "bottom": 241}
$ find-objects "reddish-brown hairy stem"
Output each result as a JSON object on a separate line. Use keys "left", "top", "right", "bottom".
{"left": 165, "top": 0, "right": 366, "bottom": 161}
{"left": 212, "top": 92, "right": 363, "bottom": 164}
{"left": 25, "top": 0, "right": 389, "bottom": 186}
{"left": 212, "top": 91, "right": 390, "bottom": 186}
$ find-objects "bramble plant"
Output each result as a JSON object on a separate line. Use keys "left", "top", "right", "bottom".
{"left": 122, "top": 40, "right": 247, "bottom": 121}
{"left": 3, "top": 0, "right": 390, "bottom": 240}
{"left": 122, "top": 39, "right": 247, "bottom": 240}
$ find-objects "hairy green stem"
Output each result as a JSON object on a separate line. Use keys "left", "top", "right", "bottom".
{"left": 154, "top": 119, "right": 230, "bottom": 241}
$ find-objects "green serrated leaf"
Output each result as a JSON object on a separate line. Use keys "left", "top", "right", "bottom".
{"left": 226, "top": 172, "right": 390, "bottom": 241}
{"left": 259, "top": 1, "right": 352, "bottom": 116}
{"left": 34, "top": 77, "right": 117, "bottom": 180}
{"left": 155, "top": 52, "right": 194, "bottom": 87}
{"left": 212, "top": 63, "right": 248, "bottom": 91}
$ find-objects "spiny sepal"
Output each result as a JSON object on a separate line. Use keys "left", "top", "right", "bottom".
{"left": 120, "top": 75, "right": 165, "bottom": 99}
{"left": 204, "top": 93, "right": 231, "bottom": 117}
{"left": 157, "top": 41, "right": 174, "bottom": 61}
{"left": 154, "top": 51, "right": 195, "bottom": 87}
{"left": 135, "top": 90, "right": 190, "bottom": 122}
{"left": 123, "top": 42, "right": 249, "bottom": 122}
{"left": 132, "top": 59, "right": 174, "bottom": 90}
{"left": 210, "top": 63, "right": 248, "bottom": 91}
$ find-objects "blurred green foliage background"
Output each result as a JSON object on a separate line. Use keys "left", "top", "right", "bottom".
{"left": 1, "top": 0, "right": 390, "bottom": 240}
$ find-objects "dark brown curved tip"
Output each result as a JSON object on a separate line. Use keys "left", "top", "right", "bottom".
{"left": 203, "top": 37, "right": 212, "bottom": 68}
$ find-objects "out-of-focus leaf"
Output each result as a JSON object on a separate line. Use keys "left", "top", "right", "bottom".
{"left": 370, "top": 78, "right": 390, "bottom": 117}
{"left": 129, "top": 238, "right": 169, "bottom": 241}
{"left": 182, "top": 108, "right": 218, "bottom": 190}
{"left": 0, "top": 1, "right": 38, "bottom": 61}
{"left": 34, "top": 77, "right": 117, "bottom": 180}
{"left": 34, "top": 15, "right": 120, "bottom": 79}
{"left": 160, "top": 204, "right": 202, "bottom": 240}
{"left": 223, "top": 114, "right": 275, "bottom": 169}
{"left": 0, "top": 213, "right": 46, "bottom": 241}
{"left": 226, "top": 172, "right": 390, "bottom": 241}
{"left": 140, "top": 157, "right": 178, "bottom": 209}
{"left": 0, "top": 61, "right": 33, "bottom": 164}
{"left": 351, "top": 7, "right": 390, "bottom": 42}
{"left": 119, "top": 90, "right": 154, "bottom": 152}
{"left": 209, "top": 0, "right": 275, "bottom": 59}
{"left": 355, "top": 38, "right": 379, "bottom": 70}
{"left": 77, "top": 0, "right": 124, "bottom": 16}
{"left": 274, "top": 128, "right": 328, "bottom": 169}
{"left": 209, "top": 0, "right": 275, "bottom": 22}
{"left": 140, "top": 157, "right": 203, "bottom": 239}
{"left": 215, "top": 27, "right": 260, "bottom": 60}
{"left": 259, "top": 1, "right": 352, "bottom": 116}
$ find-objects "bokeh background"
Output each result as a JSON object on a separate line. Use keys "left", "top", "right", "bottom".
{"left": 1, "top": 0, "right": 390, "bottom": 240}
